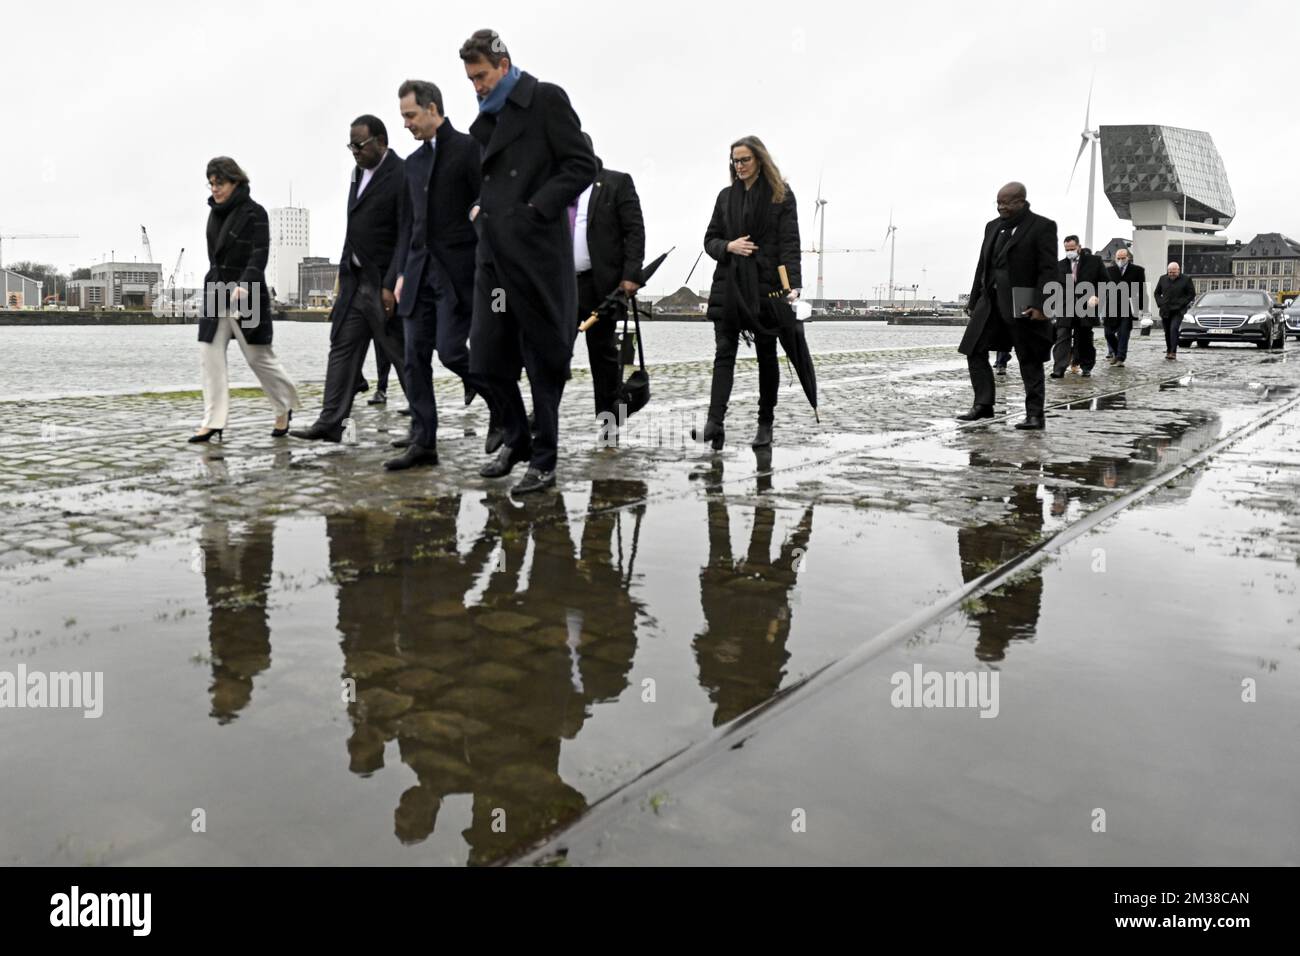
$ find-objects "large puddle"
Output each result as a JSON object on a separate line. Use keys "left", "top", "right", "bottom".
{"left": 2, "top": 373, "right": 1295, "bottom": 865}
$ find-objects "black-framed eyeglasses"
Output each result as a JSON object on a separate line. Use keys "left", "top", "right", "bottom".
{"left": 347, "top": 136, "right": 377, "bottom": 153}
{"left": 731, "top": 156, "right": 755, "bottom": 167}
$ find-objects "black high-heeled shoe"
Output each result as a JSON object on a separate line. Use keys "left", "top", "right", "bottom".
{"left": 271, "top": 409, "right": 292, "bottom": 438}
{"left": 690, "top": 418, "right": 725, "bottom": 450}
{"left": 188, "top": 428, "right": 223, "bottom": 444}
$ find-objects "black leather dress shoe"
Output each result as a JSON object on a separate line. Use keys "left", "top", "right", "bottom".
{"left": 955, "top": 405, "right": 995, "bottom": 421}
{"left": 484, "top": 427, "right": 505, "bottom": 455}
{"left": 1080, "top": 368, "right": 1092, "bottom": 377}
{"left": 511, "top": 467, "right": 556, "bottom": 495}
{"left": 290, "top": 423, "right": 342, "bottom": 443}
{"left": 464, "top": 383, "right": 477, "bottom": 407}
{"left": 1015, "top": 415, "right": 1045, "bottom": 430}
{"left": 1049, "top": 371, "right": 1065, "bottom": 379}
{"left": 383, "top": 444, "right": 438, "bottom": 470}
{"left": 479, "top": 443, "right": 529, "bottom": 478}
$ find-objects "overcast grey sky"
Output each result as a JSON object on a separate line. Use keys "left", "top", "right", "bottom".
{"left": 3, "top": 0, "right": 1296, "bottom": 299}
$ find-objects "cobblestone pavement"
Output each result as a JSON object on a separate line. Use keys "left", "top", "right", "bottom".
{"left": 2, "top": 340, "right": 1291, "bottom": 566}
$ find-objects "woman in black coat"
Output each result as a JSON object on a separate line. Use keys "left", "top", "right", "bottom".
{"left": 694, "top": 135, "right": 801, "bottom": 450}
{"left": 190, "top": 157, "right": 300, "bottom": 443}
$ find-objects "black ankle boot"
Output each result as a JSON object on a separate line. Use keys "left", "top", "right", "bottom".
{"left": 752, "top": 422, "right": 773, "bottom": 448}
{"left": 691, "top": 418, "right": 725, "bottom": 450}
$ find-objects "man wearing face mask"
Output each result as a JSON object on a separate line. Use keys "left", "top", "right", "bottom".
{"left": 1103, "top": 247, "right": 1145, "bottom": 367}
{"left": 1051, "top": 236, "right": 1105, "bottom": 378}
{"left": 957, "top": 182, "right": 1058, "bottom": 430}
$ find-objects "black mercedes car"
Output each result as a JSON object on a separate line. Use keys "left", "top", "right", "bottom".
{"left": 1282, "top": 297, "right": 1300, "bottom": 341}
{"left": 1179, "top": 290, "right": 1286, "bottom": 350}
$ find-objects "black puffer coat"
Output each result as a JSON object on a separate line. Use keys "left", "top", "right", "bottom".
{"left": 703, "top": 175, "right": 801, "bottom": 333}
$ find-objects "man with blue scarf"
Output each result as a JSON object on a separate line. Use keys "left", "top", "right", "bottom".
{"left": 462, "top": 28, "right": 597, "bottom": 495}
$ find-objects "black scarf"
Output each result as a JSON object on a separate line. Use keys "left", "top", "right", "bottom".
{"left": 724, "top": 175, "right": 776, "bottom": 335}
{"left": 993, "top": 202, "right": 1030, "bottom": 253}
{"left": 206, "top": 183, "right": 250, "bottom": 258}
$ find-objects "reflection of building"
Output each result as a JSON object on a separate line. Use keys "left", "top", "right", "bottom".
{"left": 268, "top": 206, "right": 310, "bottom": 304}
{"left": 2, "top": 267, "right": 43, "bottom": 308}
{"left": 1101, "top": 125, "right": 1234, "bottom": 307}
{"left": 67, "top": 261, "right": 162, "bottom": 310}
{"left": 298, "top": 256, "right": 337, "bottom": 307}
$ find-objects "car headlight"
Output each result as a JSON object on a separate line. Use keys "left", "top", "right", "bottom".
{"left": 1187, "top": 315, "right": 1201, "bottom": 326}
{"left": 1247, "top": 312, "right": 1269, "bottom": 324}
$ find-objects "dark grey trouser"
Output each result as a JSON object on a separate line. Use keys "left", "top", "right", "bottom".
{"left": 318, "top": 282, "right": 407, "bottom": 430}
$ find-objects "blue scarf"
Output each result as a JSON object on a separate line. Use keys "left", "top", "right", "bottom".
{"left": 478, "top": 65, "right": 521, "bottom": 114}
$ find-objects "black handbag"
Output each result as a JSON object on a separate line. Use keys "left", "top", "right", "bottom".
{"left": 617, "top": 297, "right": 651, "bottom": 418}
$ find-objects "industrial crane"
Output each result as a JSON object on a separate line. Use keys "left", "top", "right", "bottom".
{"left": 167, "top": 248, "right": 185, "bottom": 292}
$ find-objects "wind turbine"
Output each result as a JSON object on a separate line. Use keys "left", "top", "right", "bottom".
{"left": 1068, "top": 75, "right": 1101, "bottom": 250}
{"left": 813, "top": 173, "right": 828, "bottom": 301}
{"left": 804, "top": 172, "right": 874, "bottom": 302}
{"left": 882, "top": 211, "right": 898, "bottom": 304}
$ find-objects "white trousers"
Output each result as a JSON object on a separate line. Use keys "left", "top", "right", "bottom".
{"left": 200, "top": 316, "right": 301, "bottom": 429}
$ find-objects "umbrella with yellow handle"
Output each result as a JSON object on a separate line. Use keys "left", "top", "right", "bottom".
{"left": 577, "top": 248, "right": 673, "bottom": 333}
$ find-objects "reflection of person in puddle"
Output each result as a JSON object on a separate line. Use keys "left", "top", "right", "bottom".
{"left": 198, "top": 520, "right": 275, "bottom": 723}
{"left": 329, "top": 486, "right": 641, "bottom": 862}
{"left": 693, "top": 457, "right": 813, "bottom": 725}
{"left": 956, "top": 466, "right": 1044, "bottom": 663}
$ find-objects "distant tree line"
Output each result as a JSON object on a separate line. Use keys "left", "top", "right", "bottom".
{"left": 5, "top": 262, "right": 91, "bottom": 303}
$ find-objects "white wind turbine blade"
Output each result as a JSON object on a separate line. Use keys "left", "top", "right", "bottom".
{"left": 1068, "top": 136, "right": 1088, "bottom": 191}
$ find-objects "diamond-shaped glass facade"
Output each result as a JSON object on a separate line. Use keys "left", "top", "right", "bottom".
{"left": 1099, "top": 125, "right": 1235, "bottom": 224}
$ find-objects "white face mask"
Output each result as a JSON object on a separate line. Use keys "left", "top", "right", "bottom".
{"left": 1116, "top": 259, "right": 1128, "bottom": 268}
{"left": 1066, "top": 250, "right": 1079, "bottom": 260}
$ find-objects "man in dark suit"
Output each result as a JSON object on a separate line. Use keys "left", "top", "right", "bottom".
{"left": 573, "top": 133, "right": 645, "bottom": 434}
{"left": 383, "top": 78, "right": 491, "bottom": 471}
{"left": 292, "top": 115, "right": 407, "bottom": 444}
{"left": 1102, "top": 246, "right": 1145, "bottom": 367}
{"left": 957, "top": 182, "right": 1058, "bottom": 430}
{"left": 462, "top": 29, "right": 597, "bottom": 495}
{"left": 1050, "top": 235, "right": 1105, "bottom": 377}
{"left": 1154, "top": 261, "right": 1197, "bottom": 360}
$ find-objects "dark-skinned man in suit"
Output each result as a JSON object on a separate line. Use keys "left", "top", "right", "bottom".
{"left": 463, "top": 29, "right": 597, "bottom": 495}
{"left": 957, "top": 182, "right": 1058, "bottom": 430}
{"left": 384, "top": 78, "right": 494, "bottom": 471}
{"left": 293, "top": 115, "right": 408, "bottom": 444}
{"left": 573, "top": 132, "right": 645, "bottom": 440}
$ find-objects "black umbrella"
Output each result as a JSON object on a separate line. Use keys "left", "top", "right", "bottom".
{"left": 578, "top": 247, "right": 674, "bottom": 332}
{"left": 754, "top": 266, "right": 819, "bottom": 422}
{"left": 775, "top": 315, "right": 820, "bottom": 423}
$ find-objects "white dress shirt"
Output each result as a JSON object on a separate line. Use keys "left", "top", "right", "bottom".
{"left": 352, "top": 150, "right": 388, "bottom": 267}
{"left": 573, "top": 183, "right": 595, "bottom": 273}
